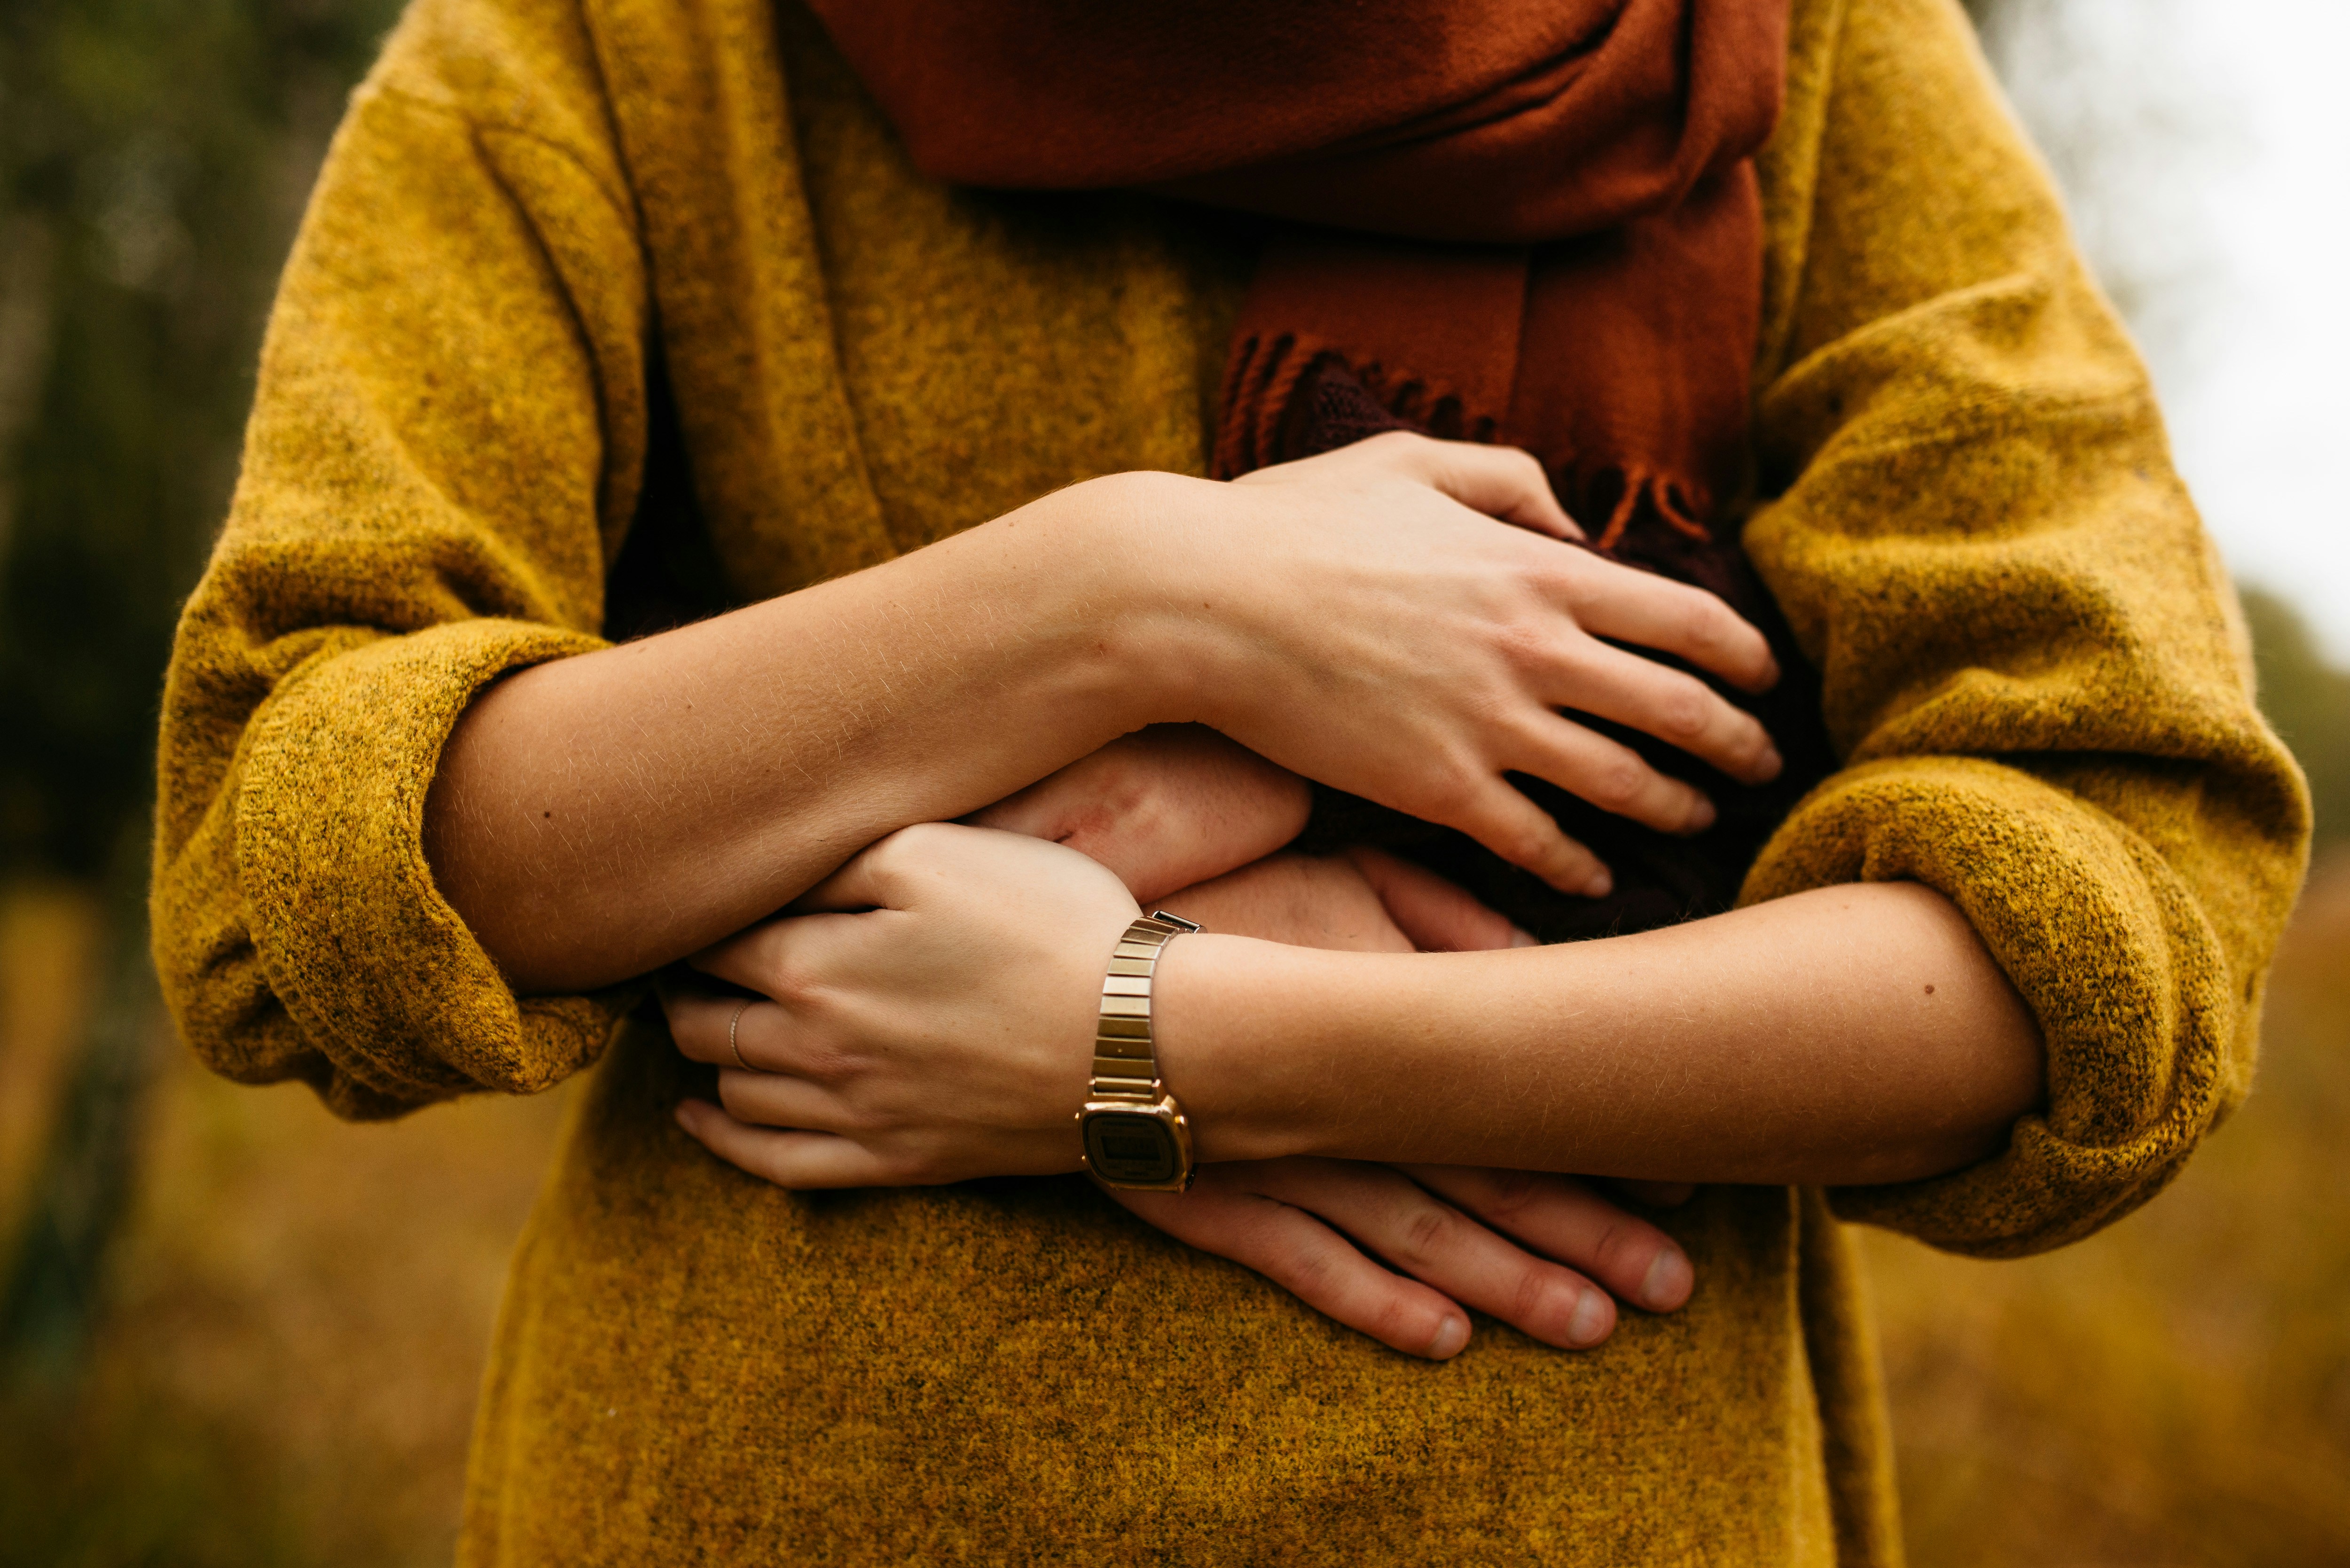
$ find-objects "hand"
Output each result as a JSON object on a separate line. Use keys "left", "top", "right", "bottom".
{"left": 1128, "top": 431, "right": 1783, "bottom": 895}
{"left": 966, "top": 724, "right": 1310, "bottom": 904}
{"left": 658, "top": 821, "right": 1535, "bottom": 1185}
{"left": 1109, "top": 1160, "right": 1694, "bottom": 1358}
{"left": 668, "top": 822, "right": 1131, "bottom": 1186}
{"left": 969, "top": 724, "right": 1531, "bottom": 952}
{"left": 666, "top": 821, "right": 1700, "bottom": 1357}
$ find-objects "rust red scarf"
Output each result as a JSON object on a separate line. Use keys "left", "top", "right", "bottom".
{"left": 809, "top": 0, "right": 1789, "bottom": 545}
{"left": 810, "top": 0, "right": 1832, "bottom": 938}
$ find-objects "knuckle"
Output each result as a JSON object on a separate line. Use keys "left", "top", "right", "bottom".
{"left": 1400, "top": 1202, "right": 1465, "bottom": 1262}
{"left": 1493, "top": 617, "right": 1555, "bottom": 672}
{"left": 798, "top": 1039, "right": 860, "bottom": 1085}
{"left": 1475, "top": 1168, "right": 1548, "bottom": 1225}
{"left": 1519, "top": 552, "right": 1582, "bottom": 603}
{"left": 891, "top": 1139, "right": 953, "bottom": 1186}
{"left": 1685, "top": 596, "right": 1739, "bottom": 656}
{"left": 825, "top": 1089, "right": 882, "bottom": 1132}
{"left": 755, "top": 953, "right": 819, "bottom": 1009}
{"left": 1525, "top": 827, "right": 1574, "bottom": 874}
{"left": 1588, "top": 1217, "right": 1650, "bottom": 1278}
{"left": 1583, "top": 753, "right": 1649, "bottom": 812}
{"left": 1658, "top": 682, "right": 1714, "bottom": 743}
{"left": 1361, "top": 428, "right": 1431, "bottom": 466}
{"left": 1364, "top": 1289, "right": 1432, "bottom": 1349}
{"left": 1504, "top": 445, "right": 1547, "bottom": 481}
{"left": 1271, "top": 1239, "right": 1342, "bottom": 1298}
{"left": 1505, "top": 1265, "right": 1562, "bottom": 1328}
{"left": 1417, "top": 764, "right": 1486, "bottom": 826}
{"left": 1488, "top": 818, "right": 1554, "bottom": 873}
{"left": 893, "top": 819, "right": 954, "bottom": 851}
{"left": 863, "top": 829, "right": 916, "bottom": 874}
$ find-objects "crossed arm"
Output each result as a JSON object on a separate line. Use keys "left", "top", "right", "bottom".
{"left": 424, "top": 434, "right": 2044, "bottom": 1359}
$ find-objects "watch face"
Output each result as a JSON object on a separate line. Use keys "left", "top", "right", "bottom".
{"left": 1082, "top": 1110, "right": 1181, "bottom": 1187}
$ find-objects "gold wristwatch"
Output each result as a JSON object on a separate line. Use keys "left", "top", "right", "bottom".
{"left": 1076, "top": 911, "right": 1201, "bottom": 1192}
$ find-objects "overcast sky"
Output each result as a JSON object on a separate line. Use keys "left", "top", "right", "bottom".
{"left": 1987, "top": 0, "right": 2350, "bottom": 660}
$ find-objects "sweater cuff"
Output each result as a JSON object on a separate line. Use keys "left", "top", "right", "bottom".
{"left": 1741, "top": 756, "right": 2241, "bottom": 1256}
{"left": 235, "top": 618, "right": 630, "bottom": 1118}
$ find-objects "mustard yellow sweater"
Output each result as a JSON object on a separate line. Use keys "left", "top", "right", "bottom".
{"left": 150, "top": 0, "right": 2309, "bottom": 1561}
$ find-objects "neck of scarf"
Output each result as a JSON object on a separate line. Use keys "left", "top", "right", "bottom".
{"left": 808, "top": 0, "right": 1792, "bottom": 545}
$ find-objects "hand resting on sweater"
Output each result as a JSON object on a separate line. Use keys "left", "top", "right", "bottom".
{"left": 679, "top": 724, "right": 1697, "bottom": 1359}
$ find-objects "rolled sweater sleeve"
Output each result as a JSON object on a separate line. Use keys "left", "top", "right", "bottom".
{"left": 1741, "top": 0, "right": 2309, "bottom": 1253}
{"left": 152, "top": 0, "right": 650, "bottom": 1119}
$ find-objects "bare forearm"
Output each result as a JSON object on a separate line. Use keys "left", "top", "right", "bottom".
{"left": 426, "top": 434, "right": 1802, "bottom": 995}
{"left": 425, "top": 476, "right": 1177, "bottom": 993}
{"left": 1165, "top": 881, "right": 2044, "bottom": 1186}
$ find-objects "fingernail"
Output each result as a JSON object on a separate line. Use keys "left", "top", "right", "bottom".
{"left": 1567, "top": 1290, "right": 1613, "bottom": 1347}
{"left": 1684, "top": 796, "right": 1717, "bottom": 834}
{"left": 1755, "top": 744, "right": 1784, "bottom": 782}
{"left": 1639, "top": 1248, "right": 1693, "bottom": 1312}
{"left": 1427, "top": 1316, "right": 1470, "bottom": 1359}
{"left": 1581, "top": 867, "right": 1614, "bottom": 898}
{"left": 1509, "top": 925, "right": 1541, "bottom": 948}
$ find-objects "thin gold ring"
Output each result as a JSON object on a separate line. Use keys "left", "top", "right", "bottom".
{"left": 728, "top": 1000, "right": 752, "bottom": 1071}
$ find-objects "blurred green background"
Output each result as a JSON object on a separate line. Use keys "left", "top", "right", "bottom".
{"left": 1, "top": 0, "right": 2346, "bottom": 1562}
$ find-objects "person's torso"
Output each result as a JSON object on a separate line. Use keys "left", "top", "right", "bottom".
{"left": 461, "top": 8, "right": 1859, "bottom": 1563}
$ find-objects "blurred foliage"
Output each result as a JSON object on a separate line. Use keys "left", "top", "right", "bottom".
{"left": 2244, "top": 586, "right": 2350, "bottom": 845}
{"left": 0, "top": 0, "right": 401, "bottom": 1421}
{"left": 0, "top": 0, "right": 402, "bottom": 880}
{"left": 0, "top": 960, "right": 571, "bottom": 1566}
{"left": 1870, "top": 861, "right": 2350, "bottom": 1567}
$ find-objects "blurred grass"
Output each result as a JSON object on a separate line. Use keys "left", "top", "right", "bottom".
{"left": 0, "top": 960, "right": 572, "bottom": 1566}
{"left": 1, "top": 858, "right": 2346, "bottom": 1564}
{"left": 1868, "top": 852, "right": 2350, "bottom": 1566}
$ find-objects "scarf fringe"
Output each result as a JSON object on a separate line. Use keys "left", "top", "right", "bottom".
{"left": 1216, "top": 335, "right": 1715, "bottom": 550}
{"left": 1595, "top": 465, "right": 1714, "bottom": 549}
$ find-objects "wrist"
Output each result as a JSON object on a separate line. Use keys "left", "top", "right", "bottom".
{"left": 1024, "top": 469, "right": 1247, "bottom": 730}
{"left": 1148, "top": 933, "right": 1339, "bottom": 1163}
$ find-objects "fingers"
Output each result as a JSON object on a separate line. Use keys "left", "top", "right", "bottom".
{"left": 1543, "top": 641, "right": 1782, "bottom": 787}
{"left": 664, "top": 986, "right": 837, "bottom": 1081}
{"left": 965, "top": 727, "right": 1311, "bottom": 904}
{"left": 1453, "top": 773, "right": 1613, "bottom": 898}
{"left": 1510, "top": 715, "right": 1718, "bottom": 839}
{"left": 1379, "top": 431, "right": 1582, "bottom": 541}
{"left": 1561, "top": 556, "right": 1780, "bottom": 695}
{"left": 1343, "top": 847, "right": 1528, "bottom": 952}
{"left": 673, "top": 1099, "right": 894, "bottom": 1188}
{"left": 666, "top": 987, "right": 767, "bottom": 1068}
{"left": 1158, "top": 852, "right": 1418, "bottom": 952}
{"left": 1248, "top": 1159, "right": 1631, "bottom": 1350}
{"left": 717, "top": 1065, "right": 847, "bottom": 1130}
{"left": 1114, "top": 1170, "right": 1473, "bottom": 1360}
{"left": 687, "top": 899, "right": 892, "bottom": 999}
{"left": 1402, "top": 1166, "right": 1694, "bottom": 1314}
{"left": 783, "top": 819, "right": 996, "bottom": 915}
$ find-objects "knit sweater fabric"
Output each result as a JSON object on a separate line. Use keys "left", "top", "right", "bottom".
{"left": 149, "top": 0, "right": 2310, "bottom": 1561}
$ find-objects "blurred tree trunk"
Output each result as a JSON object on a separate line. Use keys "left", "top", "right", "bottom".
{"left": 0, "top": 826, "right": 158, "bottom": 1388}
{"left": 0, "top": 0, "right": 403, "bottom": 1386}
